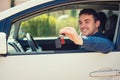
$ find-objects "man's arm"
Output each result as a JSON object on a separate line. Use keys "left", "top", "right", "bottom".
{"left": 82, "top": 36, "right": 114, "bottom": 53}
{"left": 59, "top": 27, "right": 114, "bottom": 53}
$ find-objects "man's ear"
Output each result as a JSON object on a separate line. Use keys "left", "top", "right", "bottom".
{"left": 96, "top": 20, "right": 100, "bottom": 28}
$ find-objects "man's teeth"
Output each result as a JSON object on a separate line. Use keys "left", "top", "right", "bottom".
{"left": 83, "top": 29, "right": 87, "bottom": 32}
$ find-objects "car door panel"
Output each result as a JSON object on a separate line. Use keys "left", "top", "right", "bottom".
{"left": 0, "top": 52, "right": 120, "bottom": 80}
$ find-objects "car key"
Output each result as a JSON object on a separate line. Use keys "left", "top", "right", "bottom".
{"left": 55, "top": 34, "right": 65, "bottom": 48}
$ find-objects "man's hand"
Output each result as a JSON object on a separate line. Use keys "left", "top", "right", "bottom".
{"left": 59, "top": 27, "right": 83, "bottom": 45}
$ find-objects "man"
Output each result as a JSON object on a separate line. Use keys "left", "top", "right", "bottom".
{"left": 59, "top": 9, "right": 114, "bottom": 53}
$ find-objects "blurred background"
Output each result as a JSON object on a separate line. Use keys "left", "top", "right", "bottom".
{"left": 0, "top": 0, "right": 30, "bottom": 12}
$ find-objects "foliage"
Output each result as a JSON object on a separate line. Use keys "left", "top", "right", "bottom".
{"left": 20, "top": 14, "right": 78, "bottom": 38}
{"left": 56, "top": 16, "right": 79, "bottom": 35}
{"left": 20, "top": 14, "right": 56, "bottom": 37}
{"left": 71, "top": 9, "right": 77, "bottom": 18}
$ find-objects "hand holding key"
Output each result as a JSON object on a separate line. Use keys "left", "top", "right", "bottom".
{"left": 59, "top": 27, "right": 83, "bottom": 45}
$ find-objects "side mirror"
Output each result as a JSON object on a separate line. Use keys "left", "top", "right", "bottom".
{"left": 0, "top": 32, "right": 7, "bottom": 54}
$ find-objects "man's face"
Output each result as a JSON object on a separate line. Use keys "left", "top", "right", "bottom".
{"left": 79, "top": 14, "right": 100, "bottom": 36}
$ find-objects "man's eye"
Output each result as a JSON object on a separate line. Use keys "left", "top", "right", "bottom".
{"left": 86, "top": 21, "right": 89, "bottom": 24}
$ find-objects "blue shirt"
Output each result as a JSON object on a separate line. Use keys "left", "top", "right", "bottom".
{"left": 81, "top": 31, "right": 114, "bottom": 53}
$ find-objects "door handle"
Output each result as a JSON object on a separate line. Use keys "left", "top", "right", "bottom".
{"left": 89, "top": 69, "right": 120, "bottom": 77}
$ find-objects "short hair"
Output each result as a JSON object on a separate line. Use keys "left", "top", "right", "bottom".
{"left": 79, "top": 8, "right": 99, "bottom": 22}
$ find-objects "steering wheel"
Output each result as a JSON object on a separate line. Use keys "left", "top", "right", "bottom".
{"left": 26, "top": 33, "right": 42, "bottom": 51}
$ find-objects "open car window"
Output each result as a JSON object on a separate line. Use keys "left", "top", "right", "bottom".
{"left": 8, "top": 3, "right": 119, "bottom": 54}
{"left": 18, "top": 9, "right": 79, "bottom": 39}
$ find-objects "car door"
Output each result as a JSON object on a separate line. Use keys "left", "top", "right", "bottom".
{"left": 1, "top": 0, "right": 120, "bottom": 80}
{"left": 0, "top": 52, "right": 120, "bottom": 80}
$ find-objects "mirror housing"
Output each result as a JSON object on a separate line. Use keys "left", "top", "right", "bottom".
{"left": 0, "top": 32, "right": 7, "bottom": 54}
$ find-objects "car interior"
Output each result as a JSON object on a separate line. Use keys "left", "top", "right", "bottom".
{"left": 7, "top": 3, "right": 119, "bottom": 54}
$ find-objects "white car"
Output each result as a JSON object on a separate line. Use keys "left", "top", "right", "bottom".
{"left": 0, "top": 0, "right": 120, "bottom": 80}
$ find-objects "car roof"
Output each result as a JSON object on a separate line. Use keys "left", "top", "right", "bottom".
{"left": 0, "top": 0, "right": 119, "bottom": 21}
{"left": 0, "top": 0, "right": 53, "bottom": 20}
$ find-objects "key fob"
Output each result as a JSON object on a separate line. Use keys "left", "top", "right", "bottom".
{"left": 55, "top": 37, "right": 61, "bottom": 48}
{"left": 55, "top": 34, "right": 65, "bottom": 48}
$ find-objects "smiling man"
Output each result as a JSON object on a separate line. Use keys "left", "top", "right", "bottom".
{"left": 59, "top": 8, "right": 114, "bottom": 53}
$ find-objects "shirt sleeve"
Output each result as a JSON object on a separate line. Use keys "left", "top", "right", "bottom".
{"left": 82, "top": 36, "right": 114, "bottom": 53}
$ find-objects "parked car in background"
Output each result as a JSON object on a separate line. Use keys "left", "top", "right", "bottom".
{"left": 0, "top": 0, "right": 120, "bottom": 80}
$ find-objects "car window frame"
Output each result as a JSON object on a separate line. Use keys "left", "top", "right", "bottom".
{"left": 113, "top": 4, "right": 120, "bottom": 50}
{"left": 7, "top": 1, "right": 120, "bottom": 54}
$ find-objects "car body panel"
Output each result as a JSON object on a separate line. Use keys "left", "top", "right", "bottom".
{"left": 0, "top": 52, "right": 120, "bottom": 80}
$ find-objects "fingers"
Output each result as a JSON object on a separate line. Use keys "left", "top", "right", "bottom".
{"left": 59, "top": 27, "right": 77, "bottom": 41}
{"left": 59, "top": 27, "right": 76, "bottom": 35}
{"left": 59, "top": 27, "right": 83, "bottom": 45}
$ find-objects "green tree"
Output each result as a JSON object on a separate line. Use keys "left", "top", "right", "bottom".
{"left": 71, "top": 9, "right": 77, "bottom": 18}
{"left": 20, "top": 14, "right": 56, "bottom": 38}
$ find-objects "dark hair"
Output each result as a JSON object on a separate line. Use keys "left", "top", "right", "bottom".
{"left": 79, "top": 8, "right": 99, "bottom": 22}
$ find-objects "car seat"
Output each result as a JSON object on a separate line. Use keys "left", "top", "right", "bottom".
{"left": 98, "top": 12, "right": 107, "bottom": 33}
{"left": 104, "top": 14, "right": 118, "bottom": 41}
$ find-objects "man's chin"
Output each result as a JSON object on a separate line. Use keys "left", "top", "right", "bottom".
{"left": 81, "top": 33, "right": 88, "bottom": 36}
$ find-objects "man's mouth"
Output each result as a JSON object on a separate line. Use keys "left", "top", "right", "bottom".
{"left": 82, "top": 29, "right": 87, "bottom": 33}
{"left": 81, "top": 29, "right": 88, "bottom": 36}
